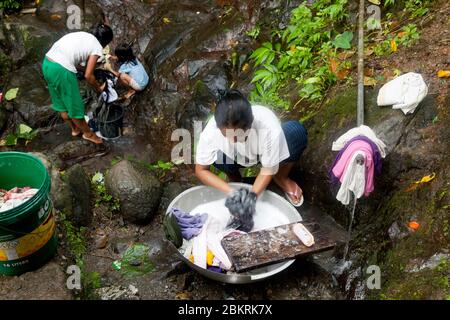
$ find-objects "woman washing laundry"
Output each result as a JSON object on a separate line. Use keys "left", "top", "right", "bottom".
{"left": 42, "top": 23, "right": 114, "bottom": 145}
{"left": 195, "top": 89, "right": 308, "bottom": 208}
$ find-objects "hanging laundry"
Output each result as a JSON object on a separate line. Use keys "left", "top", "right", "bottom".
{"left": 377, "top": 72, "right": 428, "bottom": 115}
{"left": 330, "top": 135, "right": 382, "bottom": 184}
{"left": 0, "top": 187, "right": 38, "bottom": 213}
{"left": 332, "top": 125, "right": 387, "bottom": 157}
{"left": 170, "top": 208, "right": 208, "bottom": 240}
{"left": 331, "top": 136, "right": 378, "bottom": 205}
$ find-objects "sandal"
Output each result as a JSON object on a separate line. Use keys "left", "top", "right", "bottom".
{"left": 82, "top": 133, "right": 103, "bottom": 145}
{"left": 284, "top": 183, "right": 304, "bottom": 207}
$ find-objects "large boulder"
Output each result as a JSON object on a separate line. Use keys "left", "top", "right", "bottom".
{"left": 65, "top": 164, "right": 92, "bottom": 227}
{"left": 105, "top": 160, "right": 162, "bottom": 224}
{"left": 4, "top": 64, "right": 54, "bottom": 129}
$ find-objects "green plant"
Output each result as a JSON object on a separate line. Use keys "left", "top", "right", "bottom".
{"left": 405, "top": 0, "right": 429, "bottom": 17}
{"left": 246, "top": 25, "right": 260, "bottom": 39}
{"left": 249, "top": 0, "right": 350, "bottom": 108}
{"left": 91, "top": 172, "right": 120, "bottom": 213}
{"left": 60, "top": 213, "right": 87, "bottom": 267}
{"left": 0, "top": 124, "right": 38, "bottom": 147}
{"left": 0, "top": 0, "right": 22, "bottom": 11}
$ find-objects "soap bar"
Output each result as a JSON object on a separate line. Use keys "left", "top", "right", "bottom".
{"left": 292, "top": 223, "right": 315, "bottom": 247}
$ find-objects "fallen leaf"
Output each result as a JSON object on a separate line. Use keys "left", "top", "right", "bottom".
{"left": 368, "top": 0, "right": 380, "bottom": 4}
{"left": 390, "top": 39, "right": 397, "bottom": 53}
{"left": 163, "top": 17, "right": 171, "bottom": 24}
{"left": 241, "top": 63, "right": 250, "bottom": 73}
{"left": 330, "top": 58, "right": 338, "bottom": 74}
{"left": 364, "top": 76, "right": 377, "bottom": 86}
{"left": 5, "top": 88, "right": 19, "bottom": 101}
{"left": 337, "top": 50, "right": 355, "bottom": 60}
{"left": 176, "top": 291, "right": 191, "bottom": 300}
{"left": 416, "top": 173, "right": 436, "bottom": 184}
{"left": 290, "top": 45, "right": 297, "bottom": 53}
{"left": 437, "top": 70, "right": 450, "bottom": 78}
{"left": 50, "top": 14, "right": 62, "bottom": 21}
{"left": 397, "top": 31, "right": 407, "bottom": 38}
{"left": 393, "top": 69, "right": 402, "bottom": 77}
{"left": 404, "top": 173, "right": 436, "bottom": 192}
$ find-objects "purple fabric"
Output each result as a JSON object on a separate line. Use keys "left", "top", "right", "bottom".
{"left": 207, "top": 266, "right": 223, "bottom": 273}
{"left": 170, "top": 208, "right": 208, "bottom": 240}
{"left": 329, "top": 135, "right": 382, "bottom": 184}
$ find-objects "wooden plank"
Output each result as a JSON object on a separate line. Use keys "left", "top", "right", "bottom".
{"left": 221, "top": 220, "right": 336, "bottom": 272}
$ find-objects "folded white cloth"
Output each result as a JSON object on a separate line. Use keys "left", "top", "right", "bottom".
{"left": 332, "top": 125, "right": 387, "bottom": 158}
{"left": 377, "top": 72, "right": 428, "bottom": 115}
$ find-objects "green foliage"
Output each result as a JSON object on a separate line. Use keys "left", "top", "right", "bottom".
{"left": 91, "top": 172, "right": 120, "bottom": 213}
{"left": 60, "top": 213, "right": 87, "bottom": 267}
{"left": 0, "top": 0, "right": 22, "bottom": 11}
{"left": 373, "top": 23, "right": 420, "bottom": 56}
{"left": 119, "top": 244, "right": 155, "bottom": 278}
{"left": 0, "top": 124, "right": 38, "bottom": 147}
{"left": 210, "top": 165, "right": 227, "bottom": 181}
{"left": 405, "top": 0, "right": 430, "bottom": 17}
{"left": 249, "top": 0, "right": 350, "bottom": 108}
{"left": 246, "top": 25, "right": 260, "bottom": 39}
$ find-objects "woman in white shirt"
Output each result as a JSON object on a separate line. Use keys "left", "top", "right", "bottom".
{"left": 195, "top": 90, "right": 308, "bottom": 207}
{"left": 42, "top": 23, "right": 113, "bottom": 144}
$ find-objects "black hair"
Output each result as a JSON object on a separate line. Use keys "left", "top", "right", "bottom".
{"left": 214, "top": 89, "right": 253, "bottom": 130}
{"left": 93, "top": 69, "right": 115, "bottom": 102}
{"left": 91, "top": 23, "right": 113, "bottom": 47}
{"left": 114, "top": 43, "right": 137, "bottom": 65}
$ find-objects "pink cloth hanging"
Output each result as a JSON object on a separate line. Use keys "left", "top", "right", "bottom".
{"left": 331, "top": 140, "right": 374, "bottom": 196}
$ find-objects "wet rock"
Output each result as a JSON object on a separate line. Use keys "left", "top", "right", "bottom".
{"left": 105, "top": 160, "right": 162, "bottom": 223}
{"left": 0, "top": 104, "right": 8, "bottom": 132}
{"left": 5, "top": 64, "right": 54, "bottom": 129}
{"left": 202, "top": 64, "right": 229, "bottom": 98}
{"left": 52, "top": 139, "right": 109, "bottom": 169}
{"left": 2, "top": 15, "right": 58, "bottom": 65}
{"left": 36, "top": 0, "right": 103, "bottom": 30}
{"left": 406, "top": 252, "right": 450, "bottom": 273}
{"left": 157, "top": 182, "right": 187, "bottom": 214}
{"left": 0, "top": 261, "right": 72, "bottom": 300}
{"left": 388, "top": 221, "right": 408, "bottom": 241}
{"left": 65, "top": 164, "right": 92, "bottom": 227}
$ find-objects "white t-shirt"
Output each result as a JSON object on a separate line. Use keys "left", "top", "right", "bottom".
{"left": 196, "top": 105, "right": 290, "bottom": 170}
{"left": 46, "top": 32, "right": 103, "bottom": 73}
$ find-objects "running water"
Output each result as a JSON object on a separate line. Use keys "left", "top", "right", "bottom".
{"left": 343, "top": 195, "right": 357, "bottom": 261}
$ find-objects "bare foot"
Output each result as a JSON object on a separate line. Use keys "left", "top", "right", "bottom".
{"left": 124, "top": 89, "right": 136, "bottom": 99}
{"left": 71, "top": 129, "right": 82, "bottom": 137}
{"left": 82, "top": 132, "right": 103, "bottom": 145}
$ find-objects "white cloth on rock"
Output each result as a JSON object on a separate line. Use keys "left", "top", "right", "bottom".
{"left": 332, "top": 125, "right": 387, "bottom": 158}
{"left": 336, "top": 151, "right": 366, "bottom": 205}
{"left": 377, "top": 72, "right": 428, "bottom": 115}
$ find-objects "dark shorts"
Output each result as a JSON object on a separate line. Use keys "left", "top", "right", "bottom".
{"left": 213, "top": 120, "right": 308, "bottom": 176}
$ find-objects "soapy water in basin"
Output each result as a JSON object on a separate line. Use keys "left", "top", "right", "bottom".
{"left": 190, "top": 198, "right": 290, "bottom": 233}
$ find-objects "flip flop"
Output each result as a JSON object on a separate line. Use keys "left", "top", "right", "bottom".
{"left": 284, "top": 183, "right": 304, "bottom": 207}
{"left": 82, "top": 133, "right": 103, "bottom": 145}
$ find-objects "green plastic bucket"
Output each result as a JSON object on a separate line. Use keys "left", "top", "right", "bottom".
{"left": 0, "top": 152, "right": 57, "bottom": 276}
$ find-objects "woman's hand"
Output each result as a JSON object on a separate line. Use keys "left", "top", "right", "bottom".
{"left": 195, "top": 164, "right": 233, "bottom": 195}
{"left": 84, "top": 55, "right": 104, "bottom": 93}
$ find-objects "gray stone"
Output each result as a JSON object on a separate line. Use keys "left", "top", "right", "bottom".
{"left": 105, "top": 160, "right": 162, "bottom": 223}
{"left": 65, "top": 164, "right": 92, "bottom": 227}
{"left": 5, "top": 64, "right": 55, "bottom": 129}
{"left": 407, "top": 253, "right": 450, "bottom": 273}
{"left": 0, "top": 261, "right": 72, "bottom": 300}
